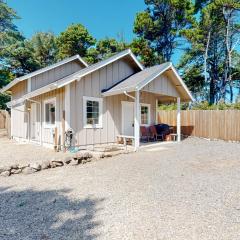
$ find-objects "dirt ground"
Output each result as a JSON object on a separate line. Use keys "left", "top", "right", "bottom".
{"left": 0, "top": 131, "right": 240, "bottom": 239}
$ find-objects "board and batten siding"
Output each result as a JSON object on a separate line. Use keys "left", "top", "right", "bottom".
{"left": 32, "top": 88, "right": 65, "bottom": 146}
{"left": 11, "top": 103, "right": 28, "bottom": 140}
{"left": 68, "top": 58, "right": 159, "bottom": 147}
{"left": 31, "top": 60, "right": 83, "bottom": 91}
{"left": 69, "top": 59, "right": 139, "bottom": 146}
{"left": 142, "top": 73, "right": 180, "bottom": 98}
{"left": 11, "top": 81, "right": 27, "bottom": 100}
{"left": 11, "top": 88, "right": 65, "bottom": 146}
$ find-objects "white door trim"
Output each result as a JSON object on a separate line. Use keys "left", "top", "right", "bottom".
{"left": 121, "top": 101, "right": 151, "bottom": 136}
{"left": 121, "top": 101, "right": 134, "bottom": 136}
{"left": 30, "top": 103, "right": 37, "bottom": 140}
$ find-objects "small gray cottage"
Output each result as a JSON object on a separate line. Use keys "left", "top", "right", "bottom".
{"left": 1, "top": 49, "right": 193, "bottom": 150}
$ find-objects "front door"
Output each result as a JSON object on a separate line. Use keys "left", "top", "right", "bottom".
{"left": 30, "top": 103, "right": 37, "bottom": 140}
{"left": 122, "top": 101, "right": 134, "bottom": 136}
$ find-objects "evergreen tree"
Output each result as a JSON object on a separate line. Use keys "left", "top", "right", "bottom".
{"left": 56, "top": 24, "right": 96, "bottom": 60}
{"left": 133, "top": 0, "right": 195, "bottom": 65}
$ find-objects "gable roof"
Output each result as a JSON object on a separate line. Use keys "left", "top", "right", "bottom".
{"left": 102, "top": 62, "right": 193, "bottom": 102}
{"left": 6, "top": 49, "right": 144, "bottom": 107}
{"left": 1, "top": 54, "right": 88, "bottom": 93}
{"left": 55, "top": 49, "right": 144, "bottom": 88}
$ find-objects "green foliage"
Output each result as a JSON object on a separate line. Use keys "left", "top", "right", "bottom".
{"left": 56, "top": 24, "right": 96, "bottom": 60}
{"left": 85, "top": 47, "right": 99, "bottom": 64}
{"left": 0, "top": 93, "right": 10, "bottom": 109}
{"left": 0, "top": 69, "right": 14, "bottom": 88}
{"left": 0, "top": 0, "right": 18, "bottom": 32}
{"left": 96, "top": 38, "right": 128, "bottom": 59}
{"left": 159, "top": 101, "right": 240, "bottom": 110}
{"left": 179, "top": 0, "right": 240, "bottom": 103}
{"left": 158, "top": 103, "right": 189, "bottom": 110}
{"left": 191, "top": 101, "right": 240, "bottom": 110}
{"left": 130, "top": 38, "right": 162, "bottom": 67}
{"left": 2, "top": 37, "right": 40, "bottom": 76}
{"left": 181, "top": 64, "right": 205, "bottom": 93}
{"left": 133, "top": 0, "right": 195, "bottom": 64}
{"left": 30, "top": 32, "right": 57, "bottom": 67}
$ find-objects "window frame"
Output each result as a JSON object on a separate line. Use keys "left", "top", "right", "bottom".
{"left": 140, "top": 103, "right": 151, "bottom": 126}
{"left": 43, "top": 97, "right": 56, "bottom": 129}
{"left": 83, "top": 96, "right": 103, "bottom": 129}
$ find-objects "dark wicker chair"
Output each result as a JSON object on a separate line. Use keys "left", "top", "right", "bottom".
{"left": 149, "top": 125, "right": 164, "bottom": 141}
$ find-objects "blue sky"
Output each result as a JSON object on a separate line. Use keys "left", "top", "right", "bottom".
{"left": 7, "top": 0, "right": 183, "bottom": 64}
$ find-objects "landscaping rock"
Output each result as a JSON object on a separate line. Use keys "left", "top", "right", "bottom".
{"left": 51, "top": 160, "right": 64, "bottom": 167}
{"left": 0, "top": 166, "right": 11, "bottom": 173}
{"left": 91, "top": 152, "right": 104, "bottom": 160}
{"left": 75, "top": 152, "right": 84, "bottom": 160}
{"left": 41, "top": 160, "right": 50, "bottom": 170}
{"left": 22, "top": 167, "right": 37, "bottom": 175}
{"left": 50, "top": 162, "right": 57, "bottom": 168}
{"left": 103, "top": 153, "right": 113, "bottom": 158}
{"left": 30, "top": 163, "right": 41, "bottom": 171}
{"left": 0, "top": 171, "right": 10, "bottom": 177}
{"left": 83, "top": 151, "right": 92, "bottom": 159}
{"left": 11, "top": 169, "right": 22, "bottom": 174}
{"left": 69, "top": 159, "right": 79, "bottom": 166}
{"left": 63, "top": 157, "right": 72, "bottom": 165}
{"left": 10, "top": 164, "right": 19, "bottom": 169}
{"left": 19, "top": 164, "right": 30, "bottom": 169}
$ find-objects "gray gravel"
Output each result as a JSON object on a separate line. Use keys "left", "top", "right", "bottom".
{"left": 0, "top": 131, "right": 72, "bottom": 166}
{"left": 0, "top": 137, "right": 240, "bottom": 239}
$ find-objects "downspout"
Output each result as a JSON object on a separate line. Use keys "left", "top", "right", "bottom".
{"left": 123, "top": 91, "right": 135, "bottom": 100}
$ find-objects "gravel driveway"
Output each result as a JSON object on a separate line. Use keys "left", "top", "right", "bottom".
{"left": 0, "top": 137, "right": 240, "bottom": 240}
{"left": 0, "top": 130, "right": 72, "bottom": 166}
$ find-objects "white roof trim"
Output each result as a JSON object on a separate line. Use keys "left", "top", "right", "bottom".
{"left": 1, "top": 55, "right": 88, "bottom": 93}
{"left": 170, "top": 65, "right": 194, "bottom": 101}
{"left": 137, "top": 63, "right": 172, "bottom": 90}
{"left": 102, "top": 63, "right": 194, "bottom": 102}
{"left": 8, "top": 83, "right": 57, "bottom": 108}
{"left": 102, "top": 63, "right": 172, "bottom": 97}
{"left": 7, "top": 49, "right": 144, "bottom": 107}
{"left": 56, "top": 49, "right": 143, "bottom": 88}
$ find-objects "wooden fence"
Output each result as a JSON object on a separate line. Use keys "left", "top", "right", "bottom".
{"left": 158, "top": 110, "right": 240, "bottom": 142}
{"left": 0, "top": 110, "right": 11, "bottom": 138}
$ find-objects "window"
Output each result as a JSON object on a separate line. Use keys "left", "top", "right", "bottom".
{"left": 141, "top": 104, "right": 150, "bottom": 125}
{"left": 83, "top": 96, "right": 103, "bottom": 128}
{"left": 44, "top": 98, "right": 56, "bottom": 128}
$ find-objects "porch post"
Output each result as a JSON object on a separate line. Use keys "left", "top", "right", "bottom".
{"left": 134, "top": 90, "right": 140, "bottom": 151}
{"left": 40, "top": 102, "right": 42, "bottom": 146}
{"left": 177, "top": 97, "right": 181, "bottom": 142}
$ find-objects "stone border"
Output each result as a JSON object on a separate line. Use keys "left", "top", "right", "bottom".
{"left": 0, "top": 150, "right": 119, "bottom": 177}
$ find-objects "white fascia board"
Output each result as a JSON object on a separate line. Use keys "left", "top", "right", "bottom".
{"left": 76, "top": 55, "right": 88, "bottom": 67}
{"left": 57, "top": 49, "right": 142, "bottom": 89}
{"left": 102, "top": 86, "right": 136, "bottom": 97}
{"left": 137, "top": 63, "right": 172, "bottom": 91}
{"left": 170, "top": 66, "right": 194, "bottom": 102}
{"left": 129, "top": 51, "right": 144, "bottom": 70}
{"left": 0, "top": 79, "right": 19, "bottom": 93}
{"left": 7, "top": 83, "right": 57, "bottom": 107}
{"left": 0, "top": 55, "right": 88, "bottom": 93}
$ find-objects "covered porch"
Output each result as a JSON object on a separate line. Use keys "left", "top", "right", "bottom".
{"left": 102, "top": 62, "right": 193, "bottom": 151}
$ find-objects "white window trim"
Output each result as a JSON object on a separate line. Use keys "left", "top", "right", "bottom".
{"left": 43, "top": 97, "right": 56, "bottom": 129}
{"left": 140, "top": 103, "right": 151, "bottom": 126}
{"left": 83, "top": 96, "right": 103, "bottom": 129}
{"left": 121, "top": 101, "right": 151, "bottom": 128}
